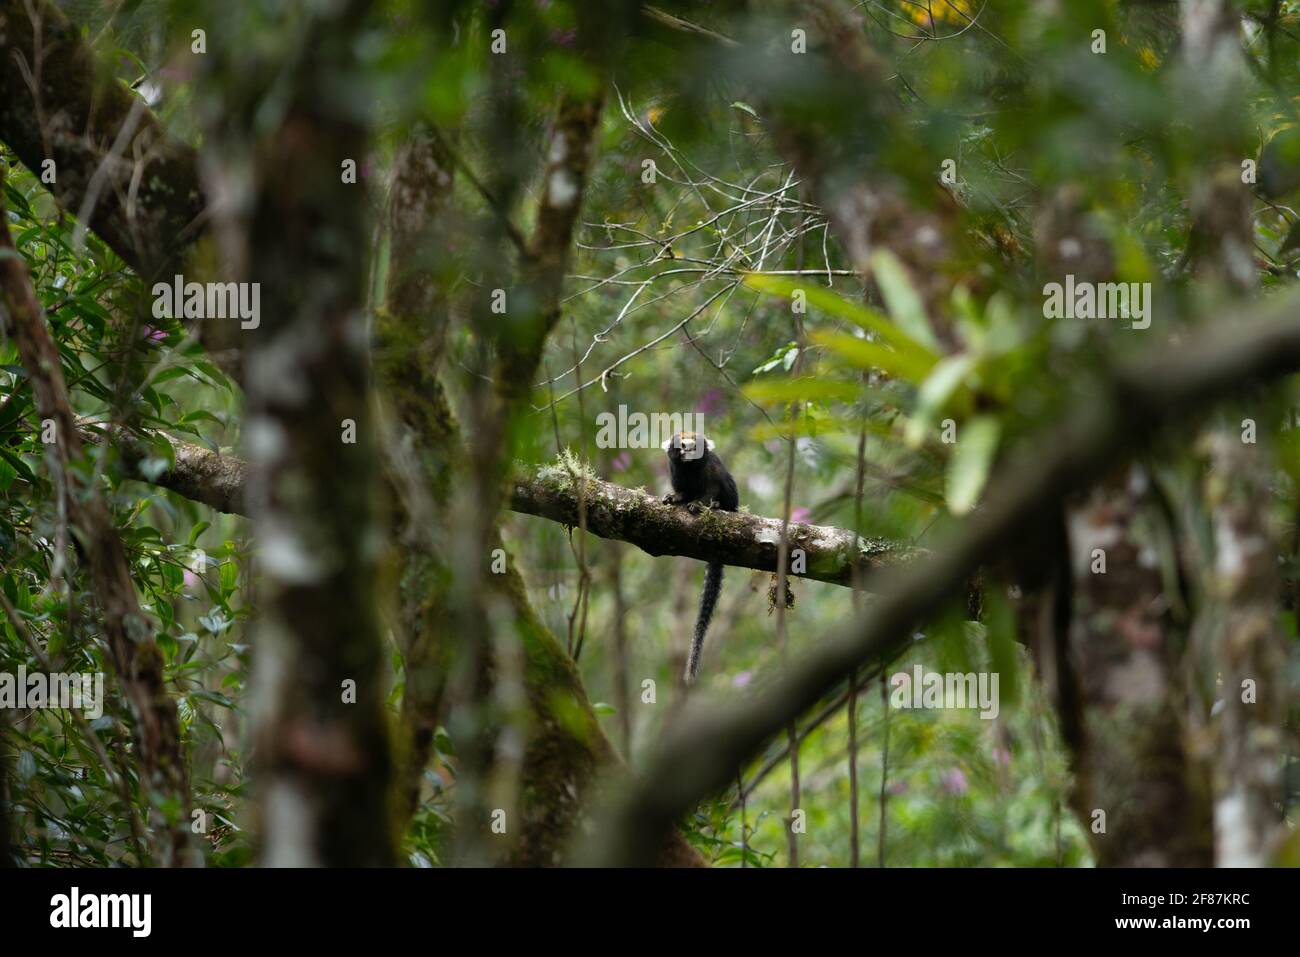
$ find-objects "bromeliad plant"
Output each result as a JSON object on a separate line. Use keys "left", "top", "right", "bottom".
{"left": 743, "top": 250, "right": 1040, "bottom": 519}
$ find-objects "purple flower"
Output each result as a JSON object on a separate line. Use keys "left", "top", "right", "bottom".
{"left": 551, "top": 27, "right": 577, "bottom": 47}
{"left": 611, "top": 451, "right": 632, "bottom": 472}
{"left": 143, "top": 326, "right": 167, "bottom": 342}
{"left": 790, "top": 506, "right": 811, "bottom": 524}
{"left": 731, "top": 670, "right": 753, "bottom": 689}
{"left": 992, "top": 746, "right": 1011, "bottom": 768}
{"left": 941, "top": 768, "right": 968, "bottom": 796}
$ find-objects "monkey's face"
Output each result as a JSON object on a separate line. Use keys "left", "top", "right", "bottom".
{"left": 662, "top": 430, "right": 714, "bottom": 463}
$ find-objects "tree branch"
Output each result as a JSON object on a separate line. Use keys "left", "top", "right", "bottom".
{"left": 0, "top": 0, "right": 205, "bottom": 279}
{"left": 83, "top": 423, "right": 250, "bottom": 515}
{"left": 511, "top": 469, "right": 916, "bottom": 586}
{"left": 97, "top": 429, "right": 917, "bottom": 587}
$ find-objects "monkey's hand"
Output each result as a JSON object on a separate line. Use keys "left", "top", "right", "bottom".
{"left": 663, "top": 492, "right": 683, "bottom": 505}
{"left": 686, "top": 499, "right": 717, "bottom": 515}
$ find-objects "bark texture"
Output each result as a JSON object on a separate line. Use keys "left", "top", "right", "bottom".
{"left": 376, "top": 130, "right": 704, "bottom": 866}
{"left": 1066, "top": 466, "right": 1212, "bottom": 866}
{"left": 0, "top": 0, "right": 204, "bottom": 279}
{"left": 213, "top": 0, "right": 395, "bottom": 867}
{"left": 1179, "top": 0, "right": 1287, "bottom": 866}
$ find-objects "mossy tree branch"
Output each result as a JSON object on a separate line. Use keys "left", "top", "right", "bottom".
{"left": 0, "top": 0, "right": 205, "bottom": 279}
{"left": 98, "top": 430, "right": 916, "bottom": 589}
{"left": 512, "top": 468, "right": 916, "bottom": 586}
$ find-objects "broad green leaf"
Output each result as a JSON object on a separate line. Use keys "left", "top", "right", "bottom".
{"left": 871, "top": 250, "right": 940, "bottom": 352}
{"left": 952, "top": 285, "right": 984, "bottom": 352}
{"left": 945, "top": 415, "right": 1000, "bottom": 515}
{"left": 811, "top": 330, "right": 933, "bottom": 384}
{"left": 905, "top": 353, "right": 976, "bottom": 446}
{"left": 160, "top": 561, "right": 184, "bottom": 589}
{"left": 220, "top": 560, "right": 239, "bottom": 596}
{"left": 0, "top": 448, "right": 36, "bottom": 485}
{"left": 743, "top": 378, "right": 860, "bottom": 404}
{"left": 742, "top": 273, "right": 940, "bottom": 369}
{"left": 753, "top": 340, "right": 797, "bottom": 375}
{"left": 152, "top": 367, "right": 196, "bottom": 385}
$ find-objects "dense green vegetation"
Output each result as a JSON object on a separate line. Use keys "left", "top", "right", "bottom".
{"left": 2, "top": 0, "right": 1299, "bottom": 868}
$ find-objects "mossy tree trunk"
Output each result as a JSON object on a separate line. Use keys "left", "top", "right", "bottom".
{"left": 206, "top": 0, "right": 396, "bottom": 866}
{"left": 378, "top": 124, "right": 704, "bottom": 865}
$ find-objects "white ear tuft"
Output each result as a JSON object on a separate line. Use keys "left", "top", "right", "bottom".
{"left": 705, "top": 437, "right": 716, "bottom": 451}
{"left": 661, "top": 436, "right": 674, "bottom": 451}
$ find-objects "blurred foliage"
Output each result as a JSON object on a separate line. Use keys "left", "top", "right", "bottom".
{"left": 4, "top": 0, "right": 1300, "bottom": 866}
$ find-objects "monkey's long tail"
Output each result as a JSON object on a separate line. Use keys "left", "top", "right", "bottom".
{"left": 686, "top": 561, "right": 724, "bottom": 684}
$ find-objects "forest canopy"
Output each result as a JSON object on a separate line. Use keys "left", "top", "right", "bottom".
{"left": 1, "top": 0, "right": 1299, "bottom": 870}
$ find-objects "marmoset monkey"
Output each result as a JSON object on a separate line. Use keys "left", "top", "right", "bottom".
{"left": 662, "top": 431, "right": 740, "bottom": 683}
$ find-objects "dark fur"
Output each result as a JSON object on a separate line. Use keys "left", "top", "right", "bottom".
{"left": 662, "top": 432, "right": 739, "bottom": 683}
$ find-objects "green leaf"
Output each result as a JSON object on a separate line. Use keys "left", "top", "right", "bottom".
{"left": 810, "top": 330, "right": 933, "bottom": 384}
{"left": 178, "top": 410, "right": 226, "bottom": 427}
{"left": 151, "top": 366, "right": 196, "bottom": 385}
{"left": 214, "top": 846, "right": 254, "bottom": 868}
{"left": 194, "top": 361, "right": 232, "bottom": 390}
{"left": 945, "top": 415, "right": 1000, "bottom": 515}
{"left": 905, "top": 354, "right": 976, "bottom": 446}
{"left": 0, "top": 448, "right": 36, "bottom": 485}
{"left": 871, "top": 250, "right": 940, "bottom": 352}
{"left": 743, "top": 273, "right": 940, "bottom": 370}
{"left": 753, "top": 341, "right": 798, "bottom": 375}
{"left": 220, "top": 561, "right": 239, "bottom": 596}
{"left": 743, "top": 378, "right": 860, "bottom": 404}
{"left": 191, "top": 688, "right": 236, "bottom": 709}
{"left": 160, "top": 560, "right": 184, "bottom": 591}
